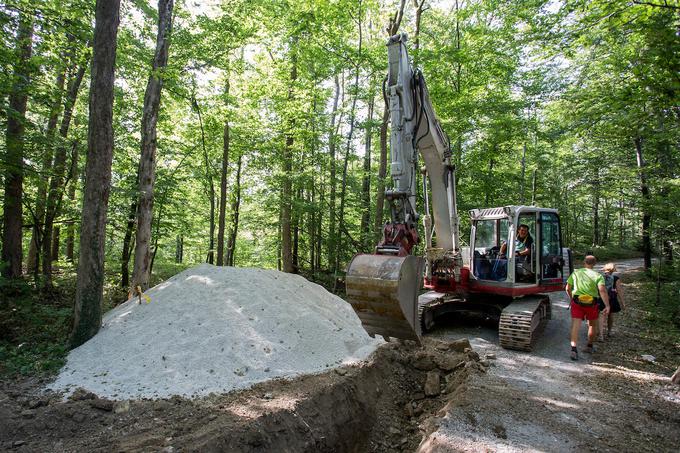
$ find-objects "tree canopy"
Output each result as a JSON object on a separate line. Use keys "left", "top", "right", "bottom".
{"left": 1, "top": 0, "right": 678, "bottom": 290}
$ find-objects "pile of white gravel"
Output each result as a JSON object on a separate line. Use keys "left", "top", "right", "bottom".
{"left": 47, "top": 264, "right": 382, "bottom": 400}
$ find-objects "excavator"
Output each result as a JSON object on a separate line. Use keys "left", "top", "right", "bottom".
{"left": 345, "top": 34, "right": 572, "bottom": 351}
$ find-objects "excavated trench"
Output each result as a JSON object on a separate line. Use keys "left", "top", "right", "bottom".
{"left": 1, "top": 339, "right": 484, "bottom": 452}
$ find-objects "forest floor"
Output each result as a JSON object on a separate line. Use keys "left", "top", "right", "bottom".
{"left": 1, "top": 258, "right": 678, "bottom": 452}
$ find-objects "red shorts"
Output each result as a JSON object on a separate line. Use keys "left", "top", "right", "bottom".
{"left": 570, "top": 301, "right": 599, "bottom": 321}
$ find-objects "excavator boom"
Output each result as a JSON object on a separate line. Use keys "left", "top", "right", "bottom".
{"left": 345, "top": 33, "right": 459, "bottom": 341}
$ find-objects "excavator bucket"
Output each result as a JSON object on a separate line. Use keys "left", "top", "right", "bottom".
{"left": 345, "top": 254, "right": 425, "bottom": 342}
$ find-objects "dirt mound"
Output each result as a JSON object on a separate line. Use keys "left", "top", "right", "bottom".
{"left": 48, "top": 264, "right": 382, "bottom": 399}
{"left": 1, "top": 339, "right": 486, "bottom": 452}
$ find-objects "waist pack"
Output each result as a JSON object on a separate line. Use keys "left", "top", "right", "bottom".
{"left": 573, "top": 294, "right": 596, "bottom": 306}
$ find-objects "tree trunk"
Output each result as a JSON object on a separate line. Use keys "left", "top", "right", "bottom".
{"left": 520, "top": 142, "right": 526, "bottom": 204}
{"left": 360, "top": 87, "right": 374, "bottom": 250}
{"left": 175, "top": 235, "right": 183, "bottom": 263}
{"left": 277, "top": 208, "right": 282, "bottom": 271}
{"left": 663, "top": 241, "right": 673, "bottom": 264}
{"left": 411, "top": 0, "right": 427, "bottom": 65}
{"left": 28, "top": 64, "right": 67, "bottom": 273}
{"left": 51, "top": 227, "right": 60, "bottom": 262}
{"left": 309, "top": 187, "right": 316, "bottom": 273}
{"left": 130, "top": 0, "right": 174, "bottom": 292}
{"left": 635, "top": 137, "right": 652, "bottom": 270}
{"left": 335, "top": 8, "right": 362, "bottom": 287}
{"left": 120, "top": 196, "right": 137, "bottom": 288}
{"left": 281, "top": 37, "right": 298, "bottom": 274}
{"left": 619, "top": 195, "right": 624, "bottom": 247}
{"left": 592, "top": 167, "right": 600, "bottom": 247}
{"left": 281, "top": 137, "right": 294, "bottom": 273}
{"left": 316, "top": 186, "right": 323, "bottom": 271}
{"left": 148, "top": 198, "right": 164, "bottom": 275}
{"left": 71, "top": 0, "right": 121, "bottom": 349}
{"left": 328, "top": 75, "right": 341, "bottom": 269}
{"left": 293, "top": 185, "right": 302, "bottom": 272}
{"left": 484, "top": 155, "right": 494, "bottom": 206}
{"left": 217, "top": 78, "right": 230, "bottom": 266}
{"left": 374, "top": 103, "right": 388, "bottom": 242}
{"left": 226, "top": 152, "right": 242, "bottom": 266}
{"left": 65, "top": 143, "right": 80, "bottom": 262}
{"left": 1, "top": 14, "right": 33, "bottom": 279}
{"left": 42, "top": 59, "right": 88, "bottom": 285}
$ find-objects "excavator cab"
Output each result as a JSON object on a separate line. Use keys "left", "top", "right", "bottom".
{"left": 469, "top": 206, "right": 568, "bottom": 296}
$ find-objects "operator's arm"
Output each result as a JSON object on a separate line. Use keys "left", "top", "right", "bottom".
{"left": 518, "top": 236, "right": 533, "bottom": 256}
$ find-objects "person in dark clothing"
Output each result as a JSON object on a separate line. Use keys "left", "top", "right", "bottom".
{"left": 599, "top": 262, "right": 625, "bottom": 339}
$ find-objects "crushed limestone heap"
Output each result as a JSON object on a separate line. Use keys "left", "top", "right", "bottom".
{"left": 48, "top": 264, "right": 383, "bottom": 400}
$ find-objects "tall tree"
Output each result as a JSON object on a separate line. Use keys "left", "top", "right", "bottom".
{"left": 27, "top": 63, "right": 67, "bottom": 274}
{"left": 42, "top": 57, "right": 88, "bottom": 285}
{"left": 71, "top": 0, "right": 121, "bottom": 348}
{"left": 225, "top": 151, "right": 242, "bottom": 267}
{"left": 130, "top": 0, "right": 175, "bottom": 293}
{"left": 1, "top": 13, "right": 33, "bottom": 279}
{"left": 327, "top": 74, "right": 341, "bottom": 270}
{"left": 216, "top": 77, "right": 230, "bottom": 266}
{"left": 65, "top": 144, "right": 80, "bottom": 262}
{"left": 281, "top": 35, "right": 298, "bottom": 274}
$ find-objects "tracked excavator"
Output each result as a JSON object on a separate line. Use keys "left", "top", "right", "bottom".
{"left": 345, "top": 34, "right": 572, "bottom": 351}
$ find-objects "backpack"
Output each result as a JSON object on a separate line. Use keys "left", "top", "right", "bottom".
{"left": 603, "top": 272, "right": 617, "bottom": 297}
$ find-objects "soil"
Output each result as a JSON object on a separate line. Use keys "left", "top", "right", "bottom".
{"left": 0, "top": 338, "right": 484, "bottom": 452}
{"left": 1, "top": 258, "right": 678, "bottom": 452}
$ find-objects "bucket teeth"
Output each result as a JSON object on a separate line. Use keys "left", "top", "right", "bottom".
{"left": 345, "top": 254, "right": 425, "bottom": 342}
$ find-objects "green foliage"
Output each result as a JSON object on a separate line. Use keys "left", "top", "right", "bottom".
{"left": 571, "top": 245, "right": 644, "bottom": 263}
{"left": 0, "top": 277, "right": 71, "bottom": 376}
{"left": 1, "top": 1, "right": 678, "bottom": 359}
{"left": 625, "top": 266, "right": 680, "bottom": 346}
{"left": 0, "top": 260, "right": 193, "bottom": 377}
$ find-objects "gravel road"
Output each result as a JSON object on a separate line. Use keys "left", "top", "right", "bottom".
{"left": 417, "top": 258, "right": 680, "bottom": 452}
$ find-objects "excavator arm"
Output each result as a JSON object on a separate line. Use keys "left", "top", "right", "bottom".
{"left": 380, "top": 33, "right": 460, "bottom": 257}
{"left": 346, "top": 33, "right": 462, "bottom": 342}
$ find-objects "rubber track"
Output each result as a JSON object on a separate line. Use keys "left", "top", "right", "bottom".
{"left": 498, "top": 295, "right": 551, "bottom": 351}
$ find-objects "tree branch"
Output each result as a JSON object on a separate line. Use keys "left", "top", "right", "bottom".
{"left": 632, "top": 0, "right": 680, "bottom": 10}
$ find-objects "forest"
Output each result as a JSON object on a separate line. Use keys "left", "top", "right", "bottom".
{"left": 1, "top": 0, "right": 678, "bottom": 367}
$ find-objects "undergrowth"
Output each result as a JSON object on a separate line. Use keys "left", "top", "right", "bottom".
{"left": 571, "top": 245, "right": 644, "bottom": 262}
{"left": 0, "top": 260, "right": 190, "bottom": 378}
{"left": 623, "top": 264, "right": 680, "bottom": 347}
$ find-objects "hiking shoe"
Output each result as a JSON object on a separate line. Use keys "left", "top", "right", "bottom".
{"left": 585, "top": 344, "right": 594, "bottom": 354}
{"left": 570, "top": 349, "right": 578, "bottom": 361}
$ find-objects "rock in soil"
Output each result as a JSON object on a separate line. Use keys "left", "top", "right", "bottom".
{"left": 449, "top": 339, "right": 471, "bottom": 352}
{"left": 424, "top": 371, "right": 441, "bottom": 396}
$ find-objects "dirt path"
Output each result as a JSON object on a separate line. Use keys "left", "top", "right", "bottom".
{"left": 2, "top": 259, "right": 678, "bottom": 452}
{"left": 419, "top": 259, "right": 680, "bottom": 452}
